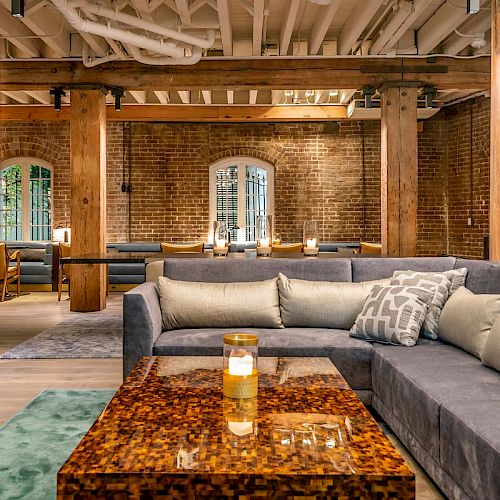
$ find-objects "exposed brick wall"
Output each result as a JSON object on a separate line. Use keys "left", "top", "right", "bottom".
{"left": 0, "top": 105, "right": 491, "bottom": 257}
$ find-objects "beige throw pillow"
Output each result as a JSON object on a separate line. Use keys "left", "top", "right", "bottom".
{"left": 278, "top": 273, "right": 390, "bottom": 329}
{"left": 481, "top": 317, "right": 500, "bottom": 372}
{"left": 438, "top": 287, "right": 500, "bottom": 359}
{"left": 157, "top": 276, "right": 283, "bottom": 330}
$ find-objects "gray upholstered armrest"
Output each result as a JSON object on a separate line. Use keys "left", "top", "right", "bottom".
{"left": 123, "top": 282, "right": 162, "bottom": 378}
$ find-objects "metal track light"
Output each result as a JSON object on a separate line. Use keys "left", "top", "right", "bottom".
{"left": 11, "top": 0, "right": 24, "bottom": 17}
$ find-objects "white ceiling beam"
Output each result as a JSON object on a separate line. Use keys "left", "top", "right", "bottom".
{"left": 249, "top": 90, "right": 258, "bottom": 104}
{"left": 271, "top": 90, "right": 281, "bottom": 105}
{"left": 308, "top": 0, "right": 342, "bottom": 55}
{"left": 239, "top": 0, "right": 253, "bottom": 16}
{"left": 339, "top": 90, "right": 356, "bottom": 104}
{"left": 279, "top": 0, "right": 300, "bottom": 55}
{"left": 154, "top": 91, "right": 170, "bottom": 104}
{"left": 1, "top": 91, "right": 32, "bottom": 104}
{"left": 338, "top": 0, "right": 384, "bottom": 55}
{"left": 253, "top": 0, "right": 265, "bottom": 56}
{"left": 442, "top": 10, "right": 491, "bottom": 55}
{"left": 202, "top": 90, "right": 212, "bottom": 104}
{"left": 24, "top": 91, "right": 51, "bottom": 105}
{"left": 369, "top": 0, "right": 413, "bottom": 54}
{"left": 132, "top": 0, "right": 155, "bottom": 22}
{"left": 226, "top": 90, "right": 234, "bottom": 104}
{"left": 79, "top": 33, "right": 109, "bottom": 58}
{"left": 0, "top": 6, "right": 41, "bottom": 57}
{"left": 129, "top": 91, "right": 147, "bottom": 104}
{"left": 178, "top": 91, "right": 191, "bottom": 104}
{"left": 175, "top": 0, "right": 191, "bottom": 24}
{"left": 416, "top": 1, "right": 477, "bottom": 54}
{"left": 189, "top": 0, "right": 208, "bottom": 14}
{"left": 216, "top": 0, "right": 232, "bottom": 55}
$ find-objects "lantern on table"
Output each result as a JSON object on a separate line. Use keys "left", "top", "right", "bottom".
{"left": 256, "top": 215, "right": 272, "bottom": 257}
{"left": 223, "top": 334, "right": 258, "bottom": 399}
{"left": 213, "top": 221, "right": 229, "bottom": 256}
{"left": 303, "top": 220, "right": 320, "bottom": 257}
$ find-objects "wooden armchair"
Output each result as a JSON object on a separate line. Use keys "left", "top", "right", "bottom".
{"left": 160, "top": 242, "right": 204, "bottom": 254}
{"left": 1, "top": 243, "right": 21, "bottom": 302}
{"left": 271, "top": 242, "right": 304, "bottom": 254}
{"left": 57, "top": 243, "right": 71, "bottom": 301}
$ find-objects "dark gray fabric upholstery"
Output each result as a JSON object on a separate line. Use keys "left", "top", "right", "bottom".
{"left": 123, "top": 282, "right": 163, "bottom": 377}
{"left": 7, "top": 242, "right": 53, "bottom": 284}
{"left": 440, "top": 398, "right": 500, "bottom": 500}
{"left": 373, "top": 395, "right": 471, "bottom": 500}
{"left": 351, "top": 257, "right": 456, "bottom": 282}
{"left": 163, "top": 258, "right": 352, "bottom": 283}
{"left": 455, "top": 258, "right": 500, "bottom": 294}
{"left": 114, "top": 243, "right": 162, "bottom": 252}
{"left": 154, "top": 327, "right": 373, "bottom": 390}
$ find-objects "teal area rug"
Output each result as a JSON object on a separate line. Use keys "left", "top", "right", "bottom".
{"left": 0, "top": 389, "right": 115, "bottom": 500}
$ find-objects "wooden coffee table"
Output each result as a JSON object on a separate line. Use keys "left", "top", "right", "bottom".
{"left": 58, "top": 356, "right": 415, "bottom": 498}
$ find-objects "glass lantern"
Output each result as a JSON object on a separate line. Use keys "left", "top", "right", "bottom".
{"left": 213, "top": 221, "right": 229, "bottom": 256}
{"left": 303, "top": 220, "right": 320, "bottom": 256}
{"left": 223, "top": 333, "right": 258, "bottom": 399}
{"left": 256, "top": 214, "right": 272, "bottom": 256}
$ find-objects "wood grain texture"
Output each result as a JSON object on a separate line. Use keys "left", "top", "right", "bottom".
{"left": 0, "top": 57, "right": 490, "bottom": 91}
{"left": 491, "top": 0, "right": 500, "bottom": 261}
{"left": 380, "top": 86, "right": 418, "bottom": 256}
{"left": 70, "top": 90, "right": 107, "bottom": 311}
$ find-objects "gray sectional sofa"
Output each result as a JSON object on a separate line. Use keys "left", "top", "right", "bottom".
{"left": 5, "top": 241, "right": 53, "bottom": 285}
{"left": 123, "top": 256, "right": 500, "bottom": 500}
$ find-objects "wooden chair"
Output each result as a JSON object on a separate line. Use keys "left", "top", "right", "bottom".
{"left": 0, "top": 243, "right": 21, "bottom": 302}
{"left": 360, "top": 242, "right": 382, "bottom": 254}
{"left": 271, "top": 242, "right": 304, "bottom": 254}
{"left": 160, "top": 242, "right": 204, "bottom": 254}
{"left": 58, "top": 242, "right": 71, "bottom": 301}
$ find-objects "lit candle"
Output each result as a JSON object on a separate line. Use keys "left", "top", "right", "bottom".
{"left": 259, "top": 237, "right": 270, "bottom": 248}
{"left": 227, "top": 421, "right": 254, "bottom": 436}
{"left": 306, "top": 238, "right": 317, "bottom": 249}
{"left": 215, "top": 237, "right": 226, "bottom": 249}
{"left": 228, "top": 353, "right": 254, "bottom": 376}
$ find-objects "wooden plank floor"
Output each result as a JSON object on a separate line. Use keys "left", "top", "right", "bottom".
{"left": 0, "top": 292, "right": 123, "bottom": 425}
{"left": 0, "top": 292, "right": 443, "bottom": 499}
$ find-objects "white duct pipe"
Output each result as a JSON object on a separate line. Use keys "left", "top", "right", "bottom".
{"left": 82, "top": 42, "right": 121, "bottom": 67}
{"left": 51, "top": 0, "right": 185, "bottom": 58}
{"left": 72, "top": 0, "right": 216, "bottom": 49}
{"left": 125, "top": 43, "right": 203, "bottom": 65}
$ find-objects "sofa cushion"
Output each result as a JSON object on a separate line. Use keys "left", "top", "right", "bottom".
{"left": 114, "top": 243, "right": 161, "bottom": 252}
{"left": 440, "top": 397, "right": 500, "bottom": 500}
{"left": 351, "top": 257, "right": 456, "bottom": 282}
{"left": 277, "top": 273, "right": 390, "bottom": 329}
{"left": 19, "top": 248, "right": 46, "bottom": 262}
{"left": 163, "top": 258, "right": 352, "bottom": 283}
{"left": 18, "top": 262, "right": 51, "bottom": 276}
{"left": 438, "top": 287, "right": 500, "bottom": 359}
{"left": 108, "top": 263, "right": 146, "bottom": 275}
{"left": 157, "top": 276, "right": 283, "bottom": 330}
{"left": 153, "top": 327, "right": 374, "bottom": 390}
{"left": 372, "top": 342, "right": 500, "bottom": 461}
{"left": 482, "top": 316, "right": 500, "bottom": 372}
{"left": 455, "top": 258, "right": 500, "bottom": 294}
{"left": 391, "top": 271, "right": 452, "bottom": 340}
{"left": 350, "top": 285, "right": 433, "bottom": 346}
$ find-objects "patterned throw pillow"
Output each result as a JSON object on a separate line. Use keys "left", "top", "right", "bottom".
{"left": 350, "top": 285, "right": 434, "bottom": 347}
{"left": 443, "top": 268, "right": 468, "bottom": 295}
{"left": 391, "top": 271, "right": 452, "bottom": 340}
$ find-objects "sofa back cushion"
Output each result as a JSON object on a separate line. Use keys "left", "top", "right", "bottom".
{"left": 481, "top": 316, "right": 500, "bottom": 372}
{"left": 278, "top": 273, "right": 390, "bottom": 329}
{"left": 454, "top": 258, "right": 500, "bottom": 294}
{"left": 157, "top": 276, "right": 283, "bottom": 330}
{"left": 438, "top": 287, "right": 500, "bottom": 359}
{"left": 163, "top": 258, "right": 352, "bottom": 283}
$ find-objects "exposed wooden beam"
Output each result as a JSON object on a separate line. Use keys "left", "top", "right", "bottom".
{"left": 308, "top": 1, "right": 341, "bottom": 55}
{"left": 0, "top": 104, "right": 349, "bottom": 122}
{"left": 279, "top": 0, "right": 300, "bottom": 56}
{"left": 154, "top": 91, "right": 169, "bottom": 104}
{"left": 0, "top": 6, "right": 40, "bottom": 57}
{"left": 1, "top": 91, "right": 31, "bottom": 104}
{"left": 249, "top": 90, "right": 258, "bottom": 104}
{"left": 177, "top": 90, "right": 191, "bottom": 103}
{"left": 24, "top": 91, "right": 51, "bottom": 105}
{"left": 0, "top": 57, "right": 490, "bottom": 91}
{"left": 217, "top": 0, "right": 232, "bottom": 55}
{"left": 189, "top": 0, "right": 208, "bottom": 14}
{"left": 175, "top": 0, "right": 191, "bottom": 24}
{"left": 339, "top": 89, "right": 356, "bottom": 104}
{"left": 271, "top": 90, "right": 281, "bottom": 105}
{"left": 491, "top": 0, "right": 500, "bottom": 260}
{"left": 253, "top": 0, "right": 265, "bottom": 56}
{"left": 128, "top": 91, "right": 147, "bottom": 104}
{"left": 202, "top": 90, "right": 212, "bottom": 104}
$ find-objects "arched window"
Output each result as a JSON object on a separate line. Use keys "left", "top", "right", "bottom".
{"left": 0, "top": 158, "right": 52, "bottom": 241}
{"left": 209, "top": 157, "right": 274, "bottom": 242}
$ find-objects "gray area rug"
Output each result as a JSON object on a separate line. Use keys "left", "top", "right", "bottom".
{"left": 0, "top": 314, "right": 122, "bottom": 359}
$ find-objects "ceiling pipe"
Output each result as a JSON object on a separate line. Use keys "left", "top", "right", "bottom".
{"left": 81, "top": 42, "right": 121, "bottom": 67}
{"left": 51, "top": 0, "right": 185, "bottom": 58}
{"left": 124, "top": 43, "right": 203, "bottom": 65}
{"left": 72, "top": 0, "right": 216, "bottom": 49}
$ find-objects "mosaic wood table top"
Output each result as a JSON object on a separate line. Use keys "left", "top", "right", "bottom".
{"left": 58, "top": 356, "right": 415, "bottom": 499}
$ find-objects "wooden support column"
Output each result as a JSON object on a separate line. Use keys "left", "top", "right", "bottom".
{"left": 491, "top": 0, "right": 500, "bottom": 261}
{"left": 70, "top": 90, "right": 107, "bottom": 311}
{"left": 380, "top": 84, "right": 418, "bottom": 256}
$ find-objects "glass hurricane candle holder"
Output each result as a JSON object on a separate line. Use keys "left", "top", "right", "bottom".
{"left": 223, "top": 333, "right": 258, "bottom": 399}
{"left": 303, "top": 220, "right": 320, "bottom": 257}
{"left": 213, "top": 221, "right": 229, "bottom": 256}
{"left": 256, "top": 215, "right": 272, "bottom": 257}
{"left": 224, "top": 397, "right": 258, "bottom": 438}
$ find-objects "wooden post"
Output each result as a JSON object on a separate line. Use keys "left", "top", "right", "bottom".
{"left": 380, "top": 84, "right": 418, "bottom": 256}
{"left": 70, "top": 89, "right": 107, "bottom": 311}
{"left": 491, "top": 0, "right": 500, "bottom": 261}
